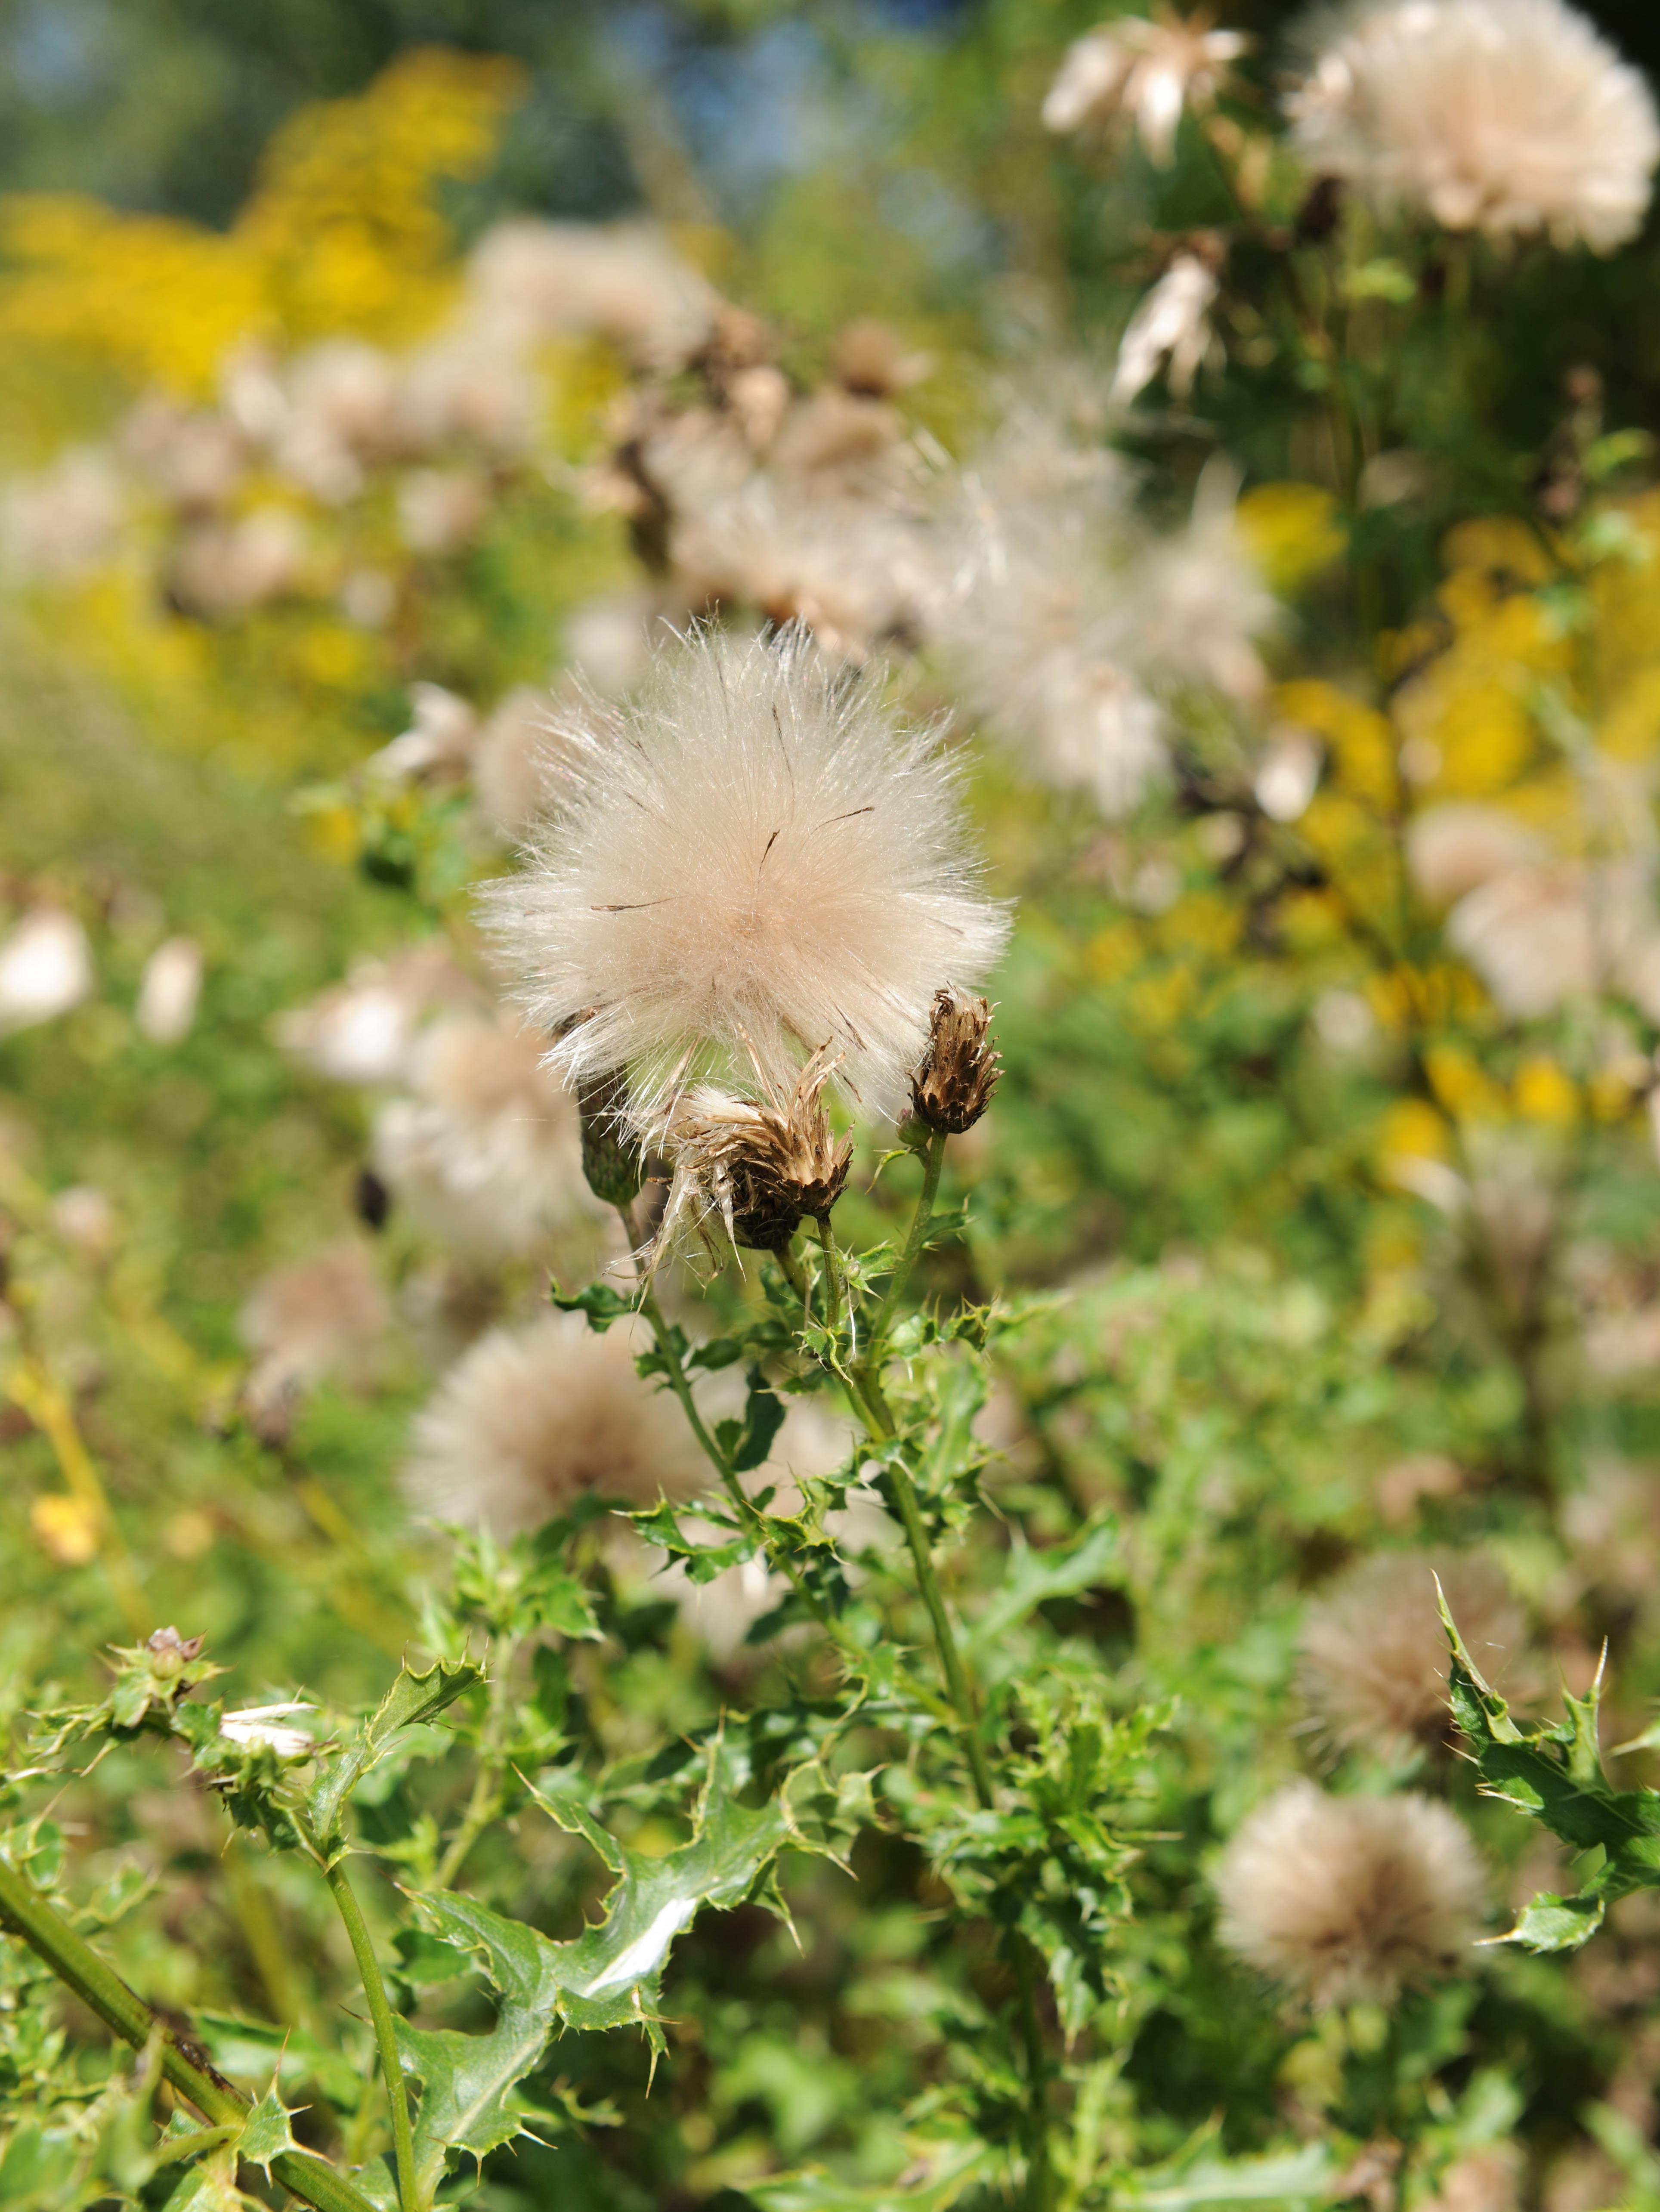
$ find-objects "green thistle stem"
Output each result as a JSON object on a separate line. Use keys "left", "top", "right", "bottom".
{"left": 0, "top": 1853, "right": 377, "bottom": 2212}
{"left": 318, "top": 1856, "right": 419, "bottom": 2212}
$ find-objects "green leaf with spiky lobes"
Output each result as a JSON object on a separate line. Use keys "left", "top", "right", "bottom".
{"left": 1501, "top": 1891, "right": 1606, "bottom": 1952}
{"left": 397, "top": 1734, "right": 868, "bottom": 2199}
{"left": 157, "top": 2145, "right": 260, "bottom": 2211}
{"left": 964, "top": 1508, "right": 1121, "bottom": 1657}
{"left": 1442, "top": 1588, "right": 1660, "bottom": 1948}
{"left": 238, "top": 2082, "right": 301, "bottom": 2179}
{"left": 308, "top": 1656, "right": 482, "bottom": 1856}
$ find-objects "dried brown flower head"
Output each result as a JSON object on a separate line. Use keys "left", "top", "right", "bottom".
{"left": 910, "top": 986, "right": 1001, "bottom": 1136}
{"left": 1300, "top": 1548, "right": 1527, "bottom": 1759}
{"left": 651, "top": 1044, "right": 853, "bottom": 1264}
{"left": 1215, "top": 1781, "right": 1486, "bottom": 2008}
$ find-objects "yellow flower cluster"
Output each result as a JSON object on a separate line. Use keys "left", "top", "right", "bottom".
{"left": 0, "top": 49, "right": 523, "bottom": 400}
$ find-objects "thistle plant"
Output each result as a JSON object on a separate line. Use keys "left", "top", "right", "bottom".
{"left": 15, "top": 4, "right": 1660, "bottom": 2206}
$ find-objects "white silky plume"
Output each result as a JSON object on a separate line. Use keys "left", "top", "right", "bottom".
{"left": 940, "top": 405, "right": 1168, "bottom": 817}
{"left": 402, "top": 1308, "right": 706, "bottom": 1535}
{"left": 481, "top": 625, "right": 1009, "bottom": 1121}
{"left": 1287, "top": 0, "right": 1660, "bottom": 253}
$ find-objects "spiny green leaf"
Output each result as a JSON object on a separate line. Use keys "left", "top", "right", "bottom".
{"left": 238, "top": 2082, "right": 300, "bottom": 2178}
{"left": 1500, "top": 1891, "right": 1605, "bottom": 1952}
{"left": 1443, "top": 1595, "right": 1660, "bottom": 1949}
{"left": 965, "top": 1510, "right": 1121, "bottom": 1656}
{"left": 716, "top": 1367, "right": 787, "bottom": 1474}
{"left": 308, "top": 1657, "right": 482, "bottom": 1854}
{"left": 548, "top": 1278, "right": 638, "bottom": 1331}
{"left": 397, "top": 1737, "right": 866, "bottom": 2198}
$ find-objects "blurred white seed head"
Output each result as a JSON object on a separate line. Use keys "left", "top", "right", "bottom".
{"left": 372, "top": 1011, "right": 598, "bottom": 1263}
{"left": 1043, "top": 9, "right": 1249, "bottom": 163}
{"left": 170, "top": 507, "right": 306, "bottom": 619}
{"left": 241, "top": 1242, "right": 389, "bottom": 1442}
{"left": 403, "top": 1307, "right": 706, "bottom": 1534}
{"left": 275, "top": 945, "right": 479, "bottom": 1087}
{"left": 3, "top": 449, "right": 125, "bottom": 580}
{"left": 123, "top": 397, "right": 246, "bottom": 512}
{"left": 941, "top": 406, "right": 1167, "bottom": 816}
{"left": 1139, "top": 466, "right": 1277, "bottom": 702}
{"left": 1256, "top": 730, "right": 1323, "bottom": 821}
{"left": 1110, "top": 253, "right": 1222, "bottom": 406}
{"left": 369, "top": 684, "right": 481, "bottom": 787}
{"left": 136, "top": 936, "right": 204, "bottom": 1045}
{"left": 1447, "top": 864, "right": 1599, "bottom": 1017}
{"left": 1215, "top": 1781, "right": 1485, "bottom": 2006}
{"left": 0, "top": 909, "right": 93, "bottom": 1033}
{"left": 1300, "top": 1548, "right": 1526, "bottom": 1757}
{"left": 397, "top": 467, "right": 490, "bottom": 555}
{"left": 1407, "top": 803, "right": 1546, "bottom": 907}
{"left": 482, "top": 624, "right": 1009, "bottom": 1123}
{"left": 1287, "top": 0, "right": 1660, "bottom": 251}
{"left": 465, "top": 220, "right": 719, "bottom": 371}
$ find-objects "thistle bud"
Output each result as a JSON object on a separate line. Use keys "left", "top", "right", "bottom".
{"left": 578, "top": 1068, "right": 644, "bottom": 1207}
{"left": 909, "top": 986, "right": 1000, "bottom": 1136}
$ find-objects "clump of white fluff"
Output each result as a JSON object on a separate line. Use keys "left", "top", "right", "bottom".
{"left": 940, "top": 407, "right": 1164, "bottom": 817}
{"left": 403, "top": 1309, "right": 705, "bottom": 1534}
{"left": 372, "top": 1012, "right": 601, "bottom": 1263}
{"left": 1287, "top": 0, "right": 1660, "bottom": 252}
{"left": 481, "top": 624, "right": 1009, "bottom": 1122}
{"left": 1215, "top": 1781, "right": 1486, "bottom": 2007}
{"left": 939, "top": 403, "right": 1275, "bottom": 817}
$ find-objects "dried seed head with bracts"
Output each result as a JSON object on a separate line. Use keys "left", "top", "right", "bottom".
{"left": 1215, "top": 1781, "right": 1486, "bottom": 2008}
{"left": 1287, "top": 0, "right": 1660, "bottom": 253}
{"left": 910, "top": 987, "right": 1001, "bottom": 1136}
{"left": 1299, "top": 1548, "right": 1527, "bottom": 1759}
{"left": 481, "top": 623, "right": 1010, "bottom": 1126}
{"left": 647, "top": 1043, "right": 853, "bottom": 1268}
{"left": 402, "top": 1308, "right": 706, "bottom": 1536}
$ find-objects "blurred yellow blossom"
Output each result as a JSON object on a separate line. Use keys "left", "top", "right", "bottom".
{"left": 1276, "top": 680, "right": 1397, "bottom": 810}
{"left": 31, "top": 1492, "right": 101, "bottom": 1566}
{"left": 1380, "top": 1097, "right": 1452, "bottom": 1166}
{"left": 1424, "top": 1042, "right": 1506, "bottom": 1123}
{"left": 1512, "top": 1056, "right": 1580, "bottom": 1124}
{"left": 1236, "top": 482, "right": 1346, "bottom": 594}
{"left": 0, "top": 50, "right": 523, "bottom": 399}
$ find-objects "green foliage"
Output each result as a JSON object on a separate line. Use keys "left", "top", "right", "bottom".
{"left": 1446, "top": 1606, "right": 1660, "bottom": 1950}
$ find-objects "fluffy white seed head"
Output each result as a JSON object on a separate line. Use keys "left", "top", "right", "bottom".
{"left": 1043, "top": 10, "right": 1249, "bottom": 163}
{"left": 940, "top": 406, "right": 1168, "bottom": 816}
{"left": 403, "top": 1308, "right": 706, "bottom": 1535}
{"left": 1215, "top": 1781, "right": 1486, "bottom": 2006}
{"left": 240, "top": 1241, "right": 389, "bottom": 1441}
{"left": 481, "top": 624, "right": 1009, "bottom": 1122}
{"left": 1300, "top": 1548, "right": 1527, "bottom": 1757}
{"left": 371, "top": 1011, "right": 600, "bottom": 1263}
{"left": 1287, "top": 0, "right": 1660, "bottom": 252}
{"left": 465, "top": 220, "right": 719, "bottom": 370}
{"left": 1407, "top": 803, "right": 1546, "bottom": 907}
{"left": 136, "top": 937, "right": 204, "bottom": 1046}
{"left": 0, "top": 909, "right": 93, "bottom": 1033}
